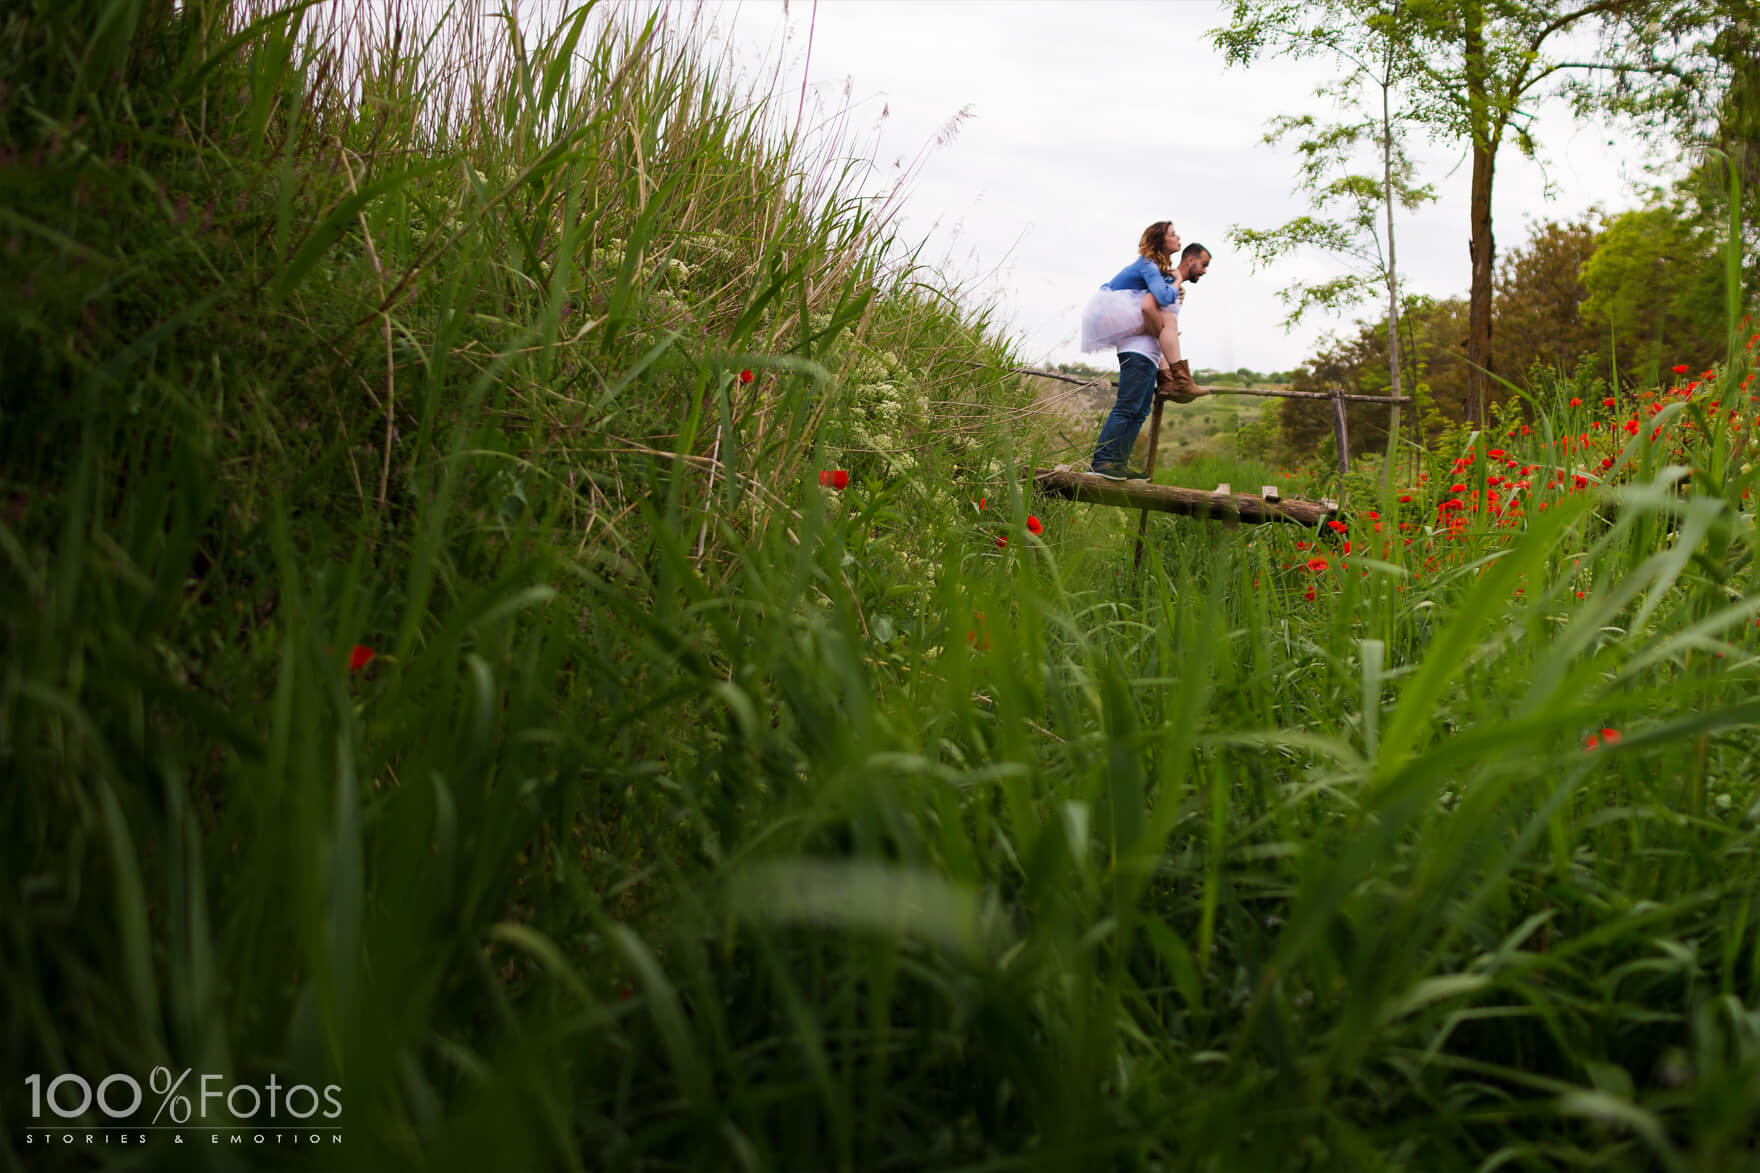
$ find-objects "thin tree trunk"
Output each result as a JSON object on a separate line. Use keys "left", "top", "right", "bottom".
{"left": 1382, "top": 7, "right": 1403, "bottom": 489}
{"left": 1467, "top": 142, "right": 1497, "bottom": 429}
{"left": 1464, "top": 1, "right": 1495, "bottom": 429}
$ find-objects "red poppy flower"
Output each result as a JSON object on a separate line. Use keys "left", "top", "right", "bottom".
{"left": 1672, "top": 364, "right": 1689, "bottom": 374}
{"left": 1304, "top": 556, "right": 1330, "bottom": 573}
{"left": 1327, "top": 519, "right": 1347, "bottom": 533}
{"left": 1026, "top": 515, "right": 1043, "bottom": 535}
{"left": 818, "top": 469, "right": 850, "bottom": 490}
{"left": 1303, "top": 588, "right": 1316, "bottom": 601}
{"left": 995, "top": 536, "right": 1007, "bottom": 549}
{"left": 1569, "top": 397, "right": 1582, "bottom": 407}
{"left": 739, "top": 369, "right": 755, "bottom": 384}
{"left": 348, "top": 644, "right": 375, "bottom": 672}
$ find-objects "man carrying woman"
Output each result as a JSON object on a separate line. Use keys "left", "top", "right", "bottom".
{"left": 1080, "top": 222, "right": 1213, "bottom": 480}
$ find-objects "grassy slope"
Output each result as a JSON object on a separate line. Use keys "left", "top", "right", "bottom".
{"left": 4, "top": 5, "right": 1760, "bottom": 1172}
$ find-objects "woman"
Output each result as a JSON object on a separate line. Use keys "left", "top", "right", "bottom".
{"left": 1079, "top": 220, "right": 1201, "bottom": 402}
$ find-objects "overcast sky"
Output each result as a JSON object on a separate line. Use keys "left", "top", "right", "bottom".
{"left": 689, "top": 0, "right": 1668, "bottom": 374}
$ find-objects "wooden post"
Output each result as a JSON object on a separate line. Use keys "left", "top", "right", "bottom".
{"left": 1331, "top": 387, "right": 1350, "bottom": 476}
{"left": 1383, "top": 398, "right": 1401, "bottom": 492}
{"left": 1132, "top": 398, "right": 1166, "bottom": 570}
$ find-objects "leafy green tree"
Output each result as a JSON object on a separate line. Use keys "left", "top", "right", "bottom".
{"left": 1492, "top": 216, "right": 1607, "bottom": 385}
{"left": 1281, "top": 294, "right": 1471, "bottom": 463}
{"left": 1215, "top": 0, "right": 1433, "bottom": 483}
{"left": 1600, "top": 4, "right": 1760, "bottom": 356}
{"left": 1404, "top": 0, "right": 1742, "bottom": 423}
{"left": 1581, "top": 193, "right": 1730, "bottom": 383}
{"left": 1220, "top": 0, "right": 1735, "bottom": 427}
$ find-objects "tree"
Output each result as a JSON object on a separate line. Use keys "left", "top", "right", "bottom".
{"left": 1281, "top": 295, "right": 1472, "bottom": 461}
{"left": 1597, "top": 4, "right": 1760, "bottom": 354}
{"left": 1214, "top": 0, "right": 1432, "bottom": 482}
{"left": 1220, "top": 0, "right": 1726, "bottom": 426}
{"left": 1493, "top": 216, "right": 1607, "bottom": 384}
{"left": 1580, "top": 185, "right": 1731, "bottom": 382}
{"left": 1417, "top": 0, "right": 1703, "bottom": 424}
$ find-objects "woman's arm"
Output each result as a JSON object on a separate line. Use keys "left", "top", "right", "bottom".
{"left": 1133, "top": 257, "right": 1180, "bottom": 307}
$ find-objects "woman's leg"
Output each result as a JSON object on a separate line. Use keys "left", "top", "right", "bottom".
{"left": 1140, "top": 293, "right": 1182, "bottom": 368}
{"left": 1140, "top": 293, "right": 1205, "bottom": 402}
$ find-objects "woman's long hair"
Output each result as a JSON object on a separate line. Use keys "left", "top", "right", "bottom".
{"left": 1137, "top": 221, "right": 1176, "bottom": 278}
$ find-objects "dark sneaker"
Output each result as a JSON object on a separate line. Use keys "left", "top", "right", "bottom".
{"left": 1092, "top": 464, "right": 1149, "bottom": 481}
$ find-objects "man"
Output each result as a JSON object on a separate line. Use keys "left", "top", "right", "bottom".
{"left": 1090, "top": 242, "right": 1212, "bottom": 481}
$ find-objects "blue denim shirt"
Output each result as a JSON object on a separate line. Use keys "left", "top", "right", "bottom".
{"left": 1105, "top": 257, "right": 1181, "bottom": 310}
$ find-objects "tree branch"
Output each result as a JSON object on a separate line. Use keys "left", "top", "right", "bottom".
{"left": 1526, "top": 0, "right": 1630, "bottom": 57}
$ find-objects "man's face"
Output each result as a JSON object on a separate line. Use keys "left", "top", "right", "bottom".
{"left": 1184, "top": 251, "right": 1212, "bottom": 282}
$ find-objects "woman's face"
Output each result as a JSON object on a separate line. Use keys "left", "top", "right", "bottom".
{"left": 1163, "top": 226, "right": 1181, "bottom": 255}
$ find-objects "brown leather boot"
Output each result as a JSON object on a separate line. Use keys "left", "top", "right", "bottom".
{"left": 1162, "top": 360, "right": 1208, "bottom": 404}
{"left": 1154, "top": 363, "right": 1177, "bottom": 400}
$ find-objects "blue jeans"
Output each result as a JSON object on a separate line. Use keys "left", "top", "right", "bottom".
{"left": 1092, "top": 351, "right": 1156, "bottom": 470}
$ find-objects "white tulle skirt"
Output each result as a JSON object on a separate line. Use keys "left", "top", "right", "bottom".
{"left": 1079, "top": 285, "right": 1151, "bottom": 352}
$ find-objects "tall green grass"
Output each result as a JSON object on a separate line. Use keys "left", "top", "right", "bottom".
{"left": 4, "top": 3, "right": 1759, "bottom": 1171}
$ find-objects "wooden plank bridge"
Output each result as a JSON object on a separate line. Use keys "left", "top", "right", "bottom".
{"left": 1034, "top": 466, "right": 1337, "bottom": 526}
{"left": 1011, "top": 369, "right": 1396, "bottom": 563}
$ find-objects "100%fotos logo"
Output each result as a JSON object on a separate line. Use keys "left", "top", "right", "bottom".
{"left": 24, "top": 1067, "right": 342, "bottom": 1123}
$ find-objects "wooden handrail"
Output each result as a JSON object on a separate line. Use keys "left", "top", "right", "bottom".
{"left": 1007, "top": 366, "right": 1410, "bottom": 405}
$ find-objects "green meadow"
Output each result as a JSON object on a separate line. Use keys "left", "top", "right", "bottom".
{"left": 4, "top": 4, "right": 1758, "bottom": 1171}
